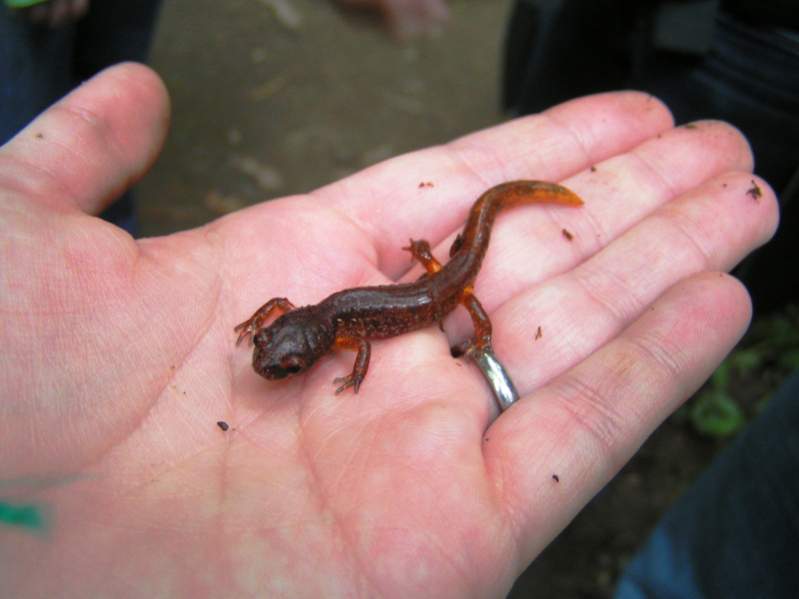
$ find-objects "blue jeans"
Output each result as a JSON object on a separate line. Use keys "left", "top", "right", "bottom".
{"left": 614, "top": 371, "right": 799, "bottom": 599}
{"left": 0, "top": 0, "right": 162, "bottom": 235}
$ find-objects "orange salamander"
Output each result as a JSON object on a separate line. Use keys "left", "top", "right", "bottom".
{"left": 235, "top": 180, "right": 582, "bottom": 393}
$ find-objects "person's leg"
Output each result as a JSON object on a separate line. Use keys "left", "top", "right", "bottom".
{"left": 503, "top": 4, "right": 799, "bottom": 311}
{"left": 615, "top": 371, "right": 799, "bottom": 599}
{"left": 0, "top": 7, "right": 76, "bottom": 144}
{"left": 71, "top": 0, "right": 164, "bottom": 235}
{"left": 72, "top": 0, "right": 163, "bottom": 78}
{"left": 501, "top": 0, "right": 640, "bottom": 115}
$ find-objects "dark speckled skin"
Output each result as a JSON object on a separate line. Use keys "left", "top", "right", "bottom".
{"left": 236, "top": 180, "right": 583, "bottom": 393}
{"left": 322, "top": 269, "right": 458, "bottom": 338}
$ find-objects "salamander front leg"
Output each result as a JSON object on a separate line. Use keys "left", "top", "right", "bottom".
{"left": 234, "top": 297, "right": 296, "bottom": 345}
{"left": 332, "top": 336, "right": 371, "bottom": 394}
{"left": 451, "top": 291, "right": 493, "bottom": 356}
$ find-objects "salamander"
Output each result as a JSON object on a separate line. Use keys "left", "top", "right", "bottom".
{"left": 235, "top": 180, "right": 582, "bottom": 393}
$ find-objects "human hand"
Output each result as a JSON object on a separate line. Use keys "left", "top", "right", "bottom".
{"left": 14, "top": 0, "right": 89, "bottom": 28}
{"left": 334, "top": 0, "right": 448, "bottom": 37}
{"left": 0, "top": 64, "right": 777, "bottom": 597}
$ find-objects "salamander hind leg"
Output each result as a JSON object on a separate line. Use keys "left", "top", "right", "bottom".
{"left": 401, "top": 239, "right": 447, "bottom": 331}
{"left": 402, "top": 238, "right": 442, "bottom": 275}
{"left": 234, "top": 297, "right": 295, "bottom": 345}
{"left": 451, "top": 291, "right": 493, "bottom": 356}
{"left": 332, "top": 336, "right": 371, "bottom": 394}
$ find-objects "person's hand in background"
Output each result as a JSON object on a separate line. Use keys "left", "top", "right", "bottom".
{"left": 10, "top": 0, "right": 89, "bottom": 27}
{"left": 0, "top": 63, "right": 778, "bottom": 597}
{"left": 334, "top": 0, "right": 448, "bottom": 37}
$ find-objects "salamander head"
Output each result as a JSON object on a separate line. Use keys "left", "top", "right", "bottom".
{"left": 251, "top": 308, "right": 334, "bottom": 381}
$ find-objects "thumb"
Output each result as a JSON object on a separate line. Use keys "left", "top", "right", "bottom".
{"left": 0, "top": 62, "right": 170, "bottom": 216}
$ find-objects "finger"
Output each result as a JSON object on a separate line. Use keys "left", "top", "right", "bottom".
{"left": 0, "top": 62, "right": 170, "bottom": 215}
{"left": 435, "top": 120, "right": 766, "bottom": 343}
{"left": 484, "top": 272, "right": 753, "bottom": 564}
{"left": 314, "top": 91, "right": 674, "bottom": 277}
{"left": 480, "top": 170, "right": 777, "bottom": 396}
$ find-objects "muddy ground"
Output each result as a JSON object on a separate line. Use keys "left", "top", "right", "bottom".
{"left": 138, "top": 0, "right": 507, "bottom": 235}
{"left": 138, "top": 1, "right": 725, "bottom": 596}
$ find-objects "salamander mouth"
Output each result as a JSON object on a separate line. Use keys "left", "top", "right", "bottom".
{"left": 256, "top": 364, "right": 298, "bottom": 380}
{"left": 253, "top": 349, "right": 306, "bottom": 380}
{"left": 265, "top": 367, "right": 289, "bottom": 379}
{"left": 268, "top": 364, "right": 302, "bottom": 379}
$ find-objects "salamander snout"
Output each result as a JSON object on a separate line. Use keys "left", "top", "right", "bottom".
{"left": 252, "top": 329, "right": 310, "bottom": 380}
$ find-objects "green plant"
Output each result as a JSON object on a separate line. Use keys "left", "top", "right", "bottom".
{"left": 684, "top": 305, "right": 799, "bottom": 439}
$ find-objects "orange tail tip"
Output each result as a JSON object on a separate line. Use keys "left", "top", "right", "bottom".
{"left": 544, "top": 192, "right": 583, "bottom": 207}
{"left": 551, "top": 184, "right": 584, "bottom": 206}
{"left": 498, "top": 180, "right": 584, "bottom": 208}
{"left": 527, "top": 181, "right": 583, "bottom": 206}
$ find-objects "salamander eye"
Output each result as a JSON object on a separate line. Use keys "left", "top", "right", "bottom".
{"left": 280, "top": 355, "right": 305, "bottom": 374}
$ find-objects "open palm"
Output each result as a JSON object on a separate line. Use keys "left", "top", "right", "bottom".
{"left": 0, "top": 64, "right": 777, "bottom": 597}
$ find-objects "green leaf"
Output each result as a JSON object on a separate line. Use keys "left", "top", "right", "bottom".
{"left": 690, "top": 390, "right": 745, "bottom": 439}
{"left": 778, "top": 349, "right": 799, "bottom": 370}
{"left": 730, "top": 348, "right": 764, "bottom": 375}
{"left": 710, "top": 360, "right": 731, "bottom": 389}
